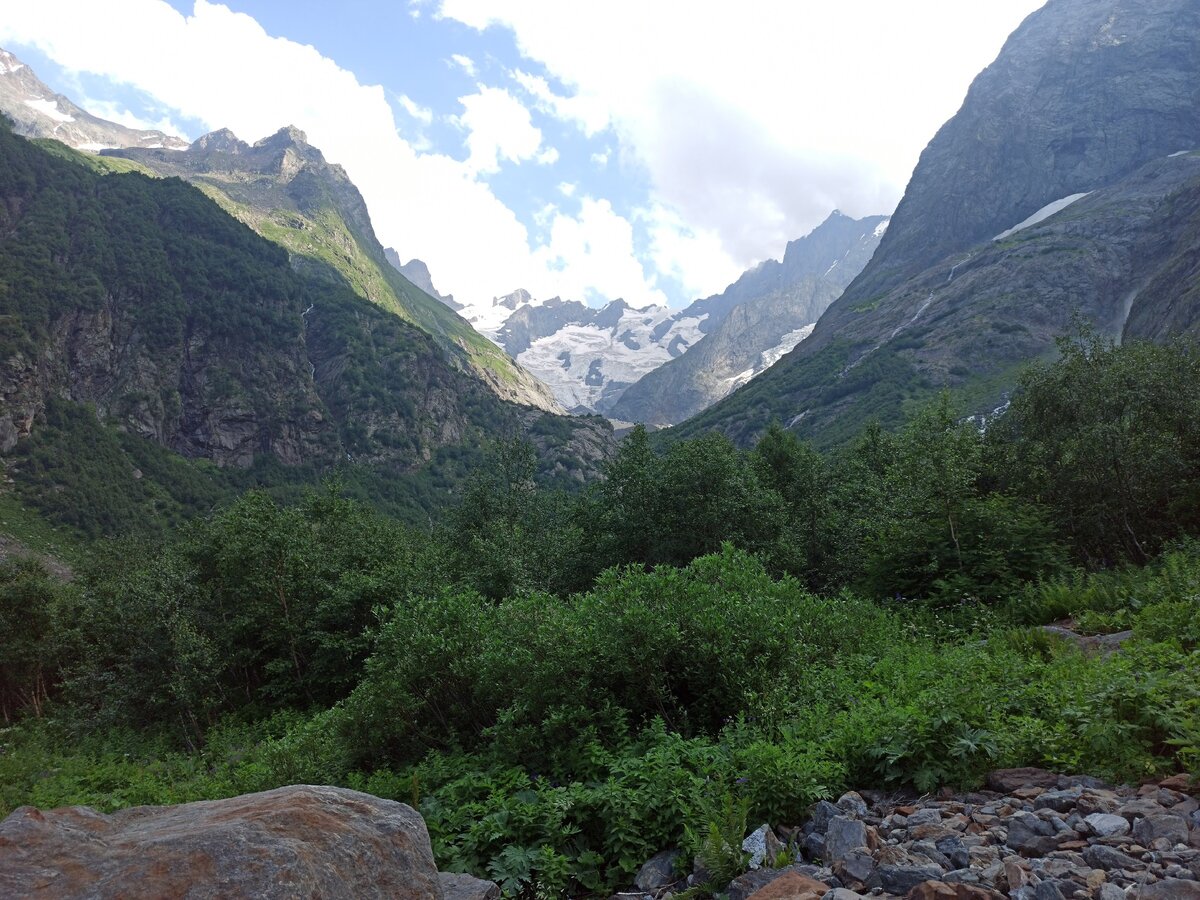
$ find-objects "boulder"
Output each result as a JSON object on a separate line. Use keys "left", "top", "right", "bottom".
{"left": 986, "top": 769, "right": 1061, "bottom": 794}
{"left": 824, "top": 816, "right": 868, "bottom": 863}
{"left": 743, "top": 824, "right": 785, "bottom": 870}
{"left": 439, "top": 872, "right": 501, "bottom": 900}
{"left": 634, "top": 849, "right": 681, "bottom": 891}
{"left": 731, "top": 866, "right": 830, "bottom": 900}
{"left": 1084, "top": 813, "right": 1130, "bottom": 837}
{"left": 0, "top": 785, "right": 441, "bottom": 899}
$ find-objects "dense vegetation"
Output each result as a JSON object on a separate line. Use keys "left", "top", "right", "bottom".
{"left": 0, "top": 117, "right": 598, "bottom": 538}
{"left": 3, "top": 332, "right": 1200, "bottom": 895}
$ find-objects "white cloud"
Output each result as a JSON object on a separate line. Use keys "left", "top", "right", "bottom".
{"left": 455, "top": 85, "right": 543, "bottom": 174}
{"left": 532, "top": 198, "right": 667, "bottom": 309}
{"left": 511, "top": 68, "right": 608, "bottom": 136}
{"left": 590, "top": 148, "right": 609, "bottom": 167}
{"left": 536, "top": 145, "right": 558, "bottom": 165}
{"left": 0, "top": 0, "right": 625, "bottom": 308}
{"left": 557, "top": 181, "right": 576, "bottom": 197}
{"left": 442, "top": 0, "right": 1045, "bottom": 270}
{"left": 449, "top": 53, "right": 476, "bottom": 76}
{"left": 76, "top": 96, "right": 188, "bottom": 138}
{"left": 395, "top": 92, "right": 432, "bottom": 125}
{"left": 640, "top": 204, "right": 741, "bottom": 301}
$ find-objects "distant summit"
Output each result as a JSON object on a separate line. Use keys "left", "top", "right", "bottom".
{"left": 0, "top": 47, "right": 188, "bottom": 152}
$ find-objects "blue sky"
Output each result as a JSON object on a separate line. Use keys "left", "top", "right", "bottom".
{"left": 0, "top": 0, "right": 1044, "bottom": 311}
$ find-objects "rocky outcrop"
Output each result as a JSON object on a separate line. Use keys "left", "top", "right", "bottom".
{"left": 0, "top": 785, "right": 444, "bottom": 899}
{"left": 626, "top": 772, "right": 1199, "bottom": 899}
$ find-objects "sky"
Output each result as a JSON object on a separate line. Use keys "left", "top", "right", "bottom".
{"left": 0, "top": 0, "right": 1045, "bottom": 310}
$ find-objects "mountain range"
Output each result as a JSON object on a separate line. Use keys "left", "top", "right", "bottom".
{"left": 452, "top": 211, "right": 887, "bottom": 419}
{"left": 677, "top": 0, "right": 1200, "bottom": 448}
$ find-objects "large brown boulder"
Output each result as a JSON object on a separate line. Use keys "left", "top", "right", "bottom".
{"left": 0, "top": 784, "right": 442, "bottom": 899}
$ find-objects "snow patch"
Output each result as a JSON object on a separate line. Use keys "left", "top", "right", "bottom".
{"left": 0, "top": 57, "right": 25, "bottom": 75}
{"left": 993, "top": 193, "right": 1090, "bottom": 241}
{"left": 1168, "top": 150, "right": 1195, "bottom": 159}
{"left": 873, "top": 219, "right": 890, "bottom": 238}
{"left": 23, "top": 98, "right": 74, "bottom": 123}
{"left": 760, "top": 324, "right": 815, "bottom": 370}
{"left": 76, "top": 142, "right": 115, "bottom": 153}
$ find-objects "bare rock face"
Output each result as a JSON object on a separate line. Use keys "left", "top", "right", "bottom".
{"left": 0, "top": 785, "right": 441, "bottom": 899}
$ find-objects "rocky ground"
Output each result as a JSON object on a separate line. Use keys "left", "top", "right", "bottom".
{"left": 625, "top": 770, "right": 1200, "bottom": 900}
{"left": 1, "top": 771, "right": 1195, "bottom": 898}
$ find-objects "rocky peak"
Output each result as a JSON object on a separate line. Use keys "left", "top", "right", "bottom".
{"left": 0, "top": 49, "right": 25, "bottom": 75}
{"left": 191, "top": 128, "right": 248, "bottom": 155}
{"left": 497, "top": 288, "right": 534, "bottom": 310}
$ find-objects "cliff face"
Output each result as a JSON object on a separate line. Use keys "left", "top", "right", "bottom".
{"left": 677, "top": 0, "right": 1200, "bottom": 447}
{"left": 846, "top": 0, "right": 1200, "bottom": 305}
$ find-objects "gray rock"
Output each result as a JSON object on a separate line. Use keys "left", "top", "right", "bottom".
{"left": 1034, "top": 881, "right": 1068, "bottom": 900}
{"left": 1133, "top": 813, "right": 1190, "bottom": 847}
{"left": 1085, "top": 813, "right": 1131, "bottom": 837}
{"left": 824, "top": 816, "right": 868, "bottom": 864}
{"left": 1083, "top": 844, "right": 1144, "bottom": 871}
{"left": 1133, "top": 879, "right": 1200, "bottom": 899}
{"left": 821, "top": 890, "right": 865, "bottom": 900}
{"left": 634, "top": 849, "right": 681, "bottom": 891}
{"left": 876, "top": 863, "right": 945, "bottom": 894}
{"left": 906, "top": 808, "right": 944, "bottom": 827}
{"left": 439, "top": 872, "right": 500, "bottom": 900}
{"left": 1096, "top": 885, "right": 1125, "bottom": 900}
{"left": 804, "top": 831, "right": 827, "bottom": 862}
{"left": 832, "top": 848, "right": 875, "bottom": 887}
{"left": 836, "top": 791, "right": 869, "bottom": 819}
{"left": 742, "top": 825, "right": 784, "bottom": 871}
{"left": 811, "top": 800, "right": 842, "bottom": 833}
{"left": 1007, "top": 819, "right": 1064, "bottom": 857}
{"left": 1034, "top": 788, "right": 1083, "bottom": 813}
{"left": 934, "top": 835, "right": 970, "bottom": 869}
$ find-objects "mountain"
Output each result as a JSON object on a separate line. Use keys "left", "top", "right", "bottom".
{"left": 0, "top": 48, "right": 187, "bottom": 152}
{"left": 459, "top": 292, "right": 707, "bottom": 415}
{"left": 609, "top": 212, "right": 888, "bottom": 426}
{"left": 383, "top": 249, "right": 462, "bottom": 310}
{"left": 463, "top": 213, "right": 886, "bottom": 417}
{"left": 102, "top": 127, "right": 560, "bottom": 412}
{"left": 0, "top": 119, "right": 612, "bottom": 538}
{"left": 677, "top": 0, "right": 1200, "bottom": 448}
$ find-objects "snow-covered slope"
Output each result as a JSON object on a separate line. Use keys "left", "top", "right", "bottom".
{"left": 609, "top": 211, "right": 889, "bottom": 426}
{"left": 462, "top": 294, "right": 709, "bottom": 414}
{"left": 458, "top": 211, "right": 889, "bottom": 417}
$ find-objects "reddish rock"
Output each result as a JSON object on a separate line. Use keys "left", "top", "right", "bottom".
{"left": 745, "top": 872, "right": 831, "bottom": 900}
{"left": 0, "top": 785, "right": 440, "bottom": 899}
{"left": 986, "top": 768, "right": 1060, "bottom": 794}
{"left": 1160, "top": 773, "right": 1198, "bottom": 794}
{"left": 907, "top": 883, "right": 1004, "bottom": 900}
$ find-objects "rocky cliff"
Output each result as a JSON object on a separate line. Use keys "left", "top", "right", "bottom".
{"left": 678, "top": 0, "right": 1200, "bottom": 447}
